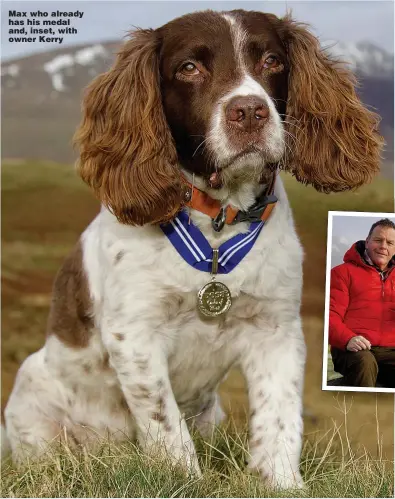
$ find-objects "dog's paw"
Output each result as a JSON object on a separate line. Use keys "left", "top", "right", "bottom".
{"left": 173, "top": 444, "right": 202, "bottom": 478}
{"left": 247, "top": 462, "right": 305, "bottom": 491}
{"left": 269, "top": 471, "right": 305, "bottom": 491}
{"left": 145, "top": 440, "right": 202, "bottom": 477}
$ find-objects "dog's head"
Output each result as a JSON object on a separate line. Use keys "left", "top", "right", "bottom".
{"left": 74, "top": 10, "right": 383, "bottom": 225}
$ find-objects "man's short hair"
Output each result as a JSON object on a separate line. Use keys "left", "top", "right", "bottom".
{"left": 367, "top": 218, "right": 395, "bottom": 239}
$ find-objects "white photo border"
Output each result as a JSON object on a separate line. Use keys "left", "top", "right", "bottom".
{"left": 322, "top": 210, "right": 395, "bottom": 394}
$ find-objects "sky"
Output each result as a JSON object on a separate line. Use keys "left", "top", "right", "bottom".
{"left": 1, "top": 0, "right": 394, "bottom": 61}
{"left": 330, "top": 213, "right": 395, "bottom": 268}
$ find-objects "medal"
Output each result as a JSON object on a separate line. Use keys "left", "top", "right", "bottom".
{"left": 198, "top": 249, "right": 232, "bottom": 317}
{"left": 160, "top": 199, "right": 276, "bottom": 318}
{"left": 161, "top": 178, "right": 277, "bottom": 317}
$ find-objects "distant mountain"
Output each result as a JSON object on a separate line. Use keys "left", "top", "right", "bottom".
{"left": 324, "top": 41, "right": 394, "bottom": 169}
{"left": 324, "top": 41, "right": 394, "bottom": 79}
{"left": 1, "top": 41, "right": 119, "bottom": 165}
{"left": 1, "top": 40, "right": 393, "bottom": 176}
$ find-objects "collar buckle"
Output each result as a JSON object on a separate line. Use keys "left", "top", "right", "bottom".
{"left": 211, "top": 207, "right": 227, "bottom": 232}
{"left": 231, "top": 194, "right": 278, "bottom": 224}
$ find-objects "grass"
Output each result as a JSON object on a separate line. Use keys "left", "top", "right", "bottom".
{"left": 1, "top": 417, "right": 393, "bottom": 498}
{"left": 327, "top": 352, "right": 342, "bottom": 382}
{"left": 1, "top": 160, "right": 394, "bottom": 496}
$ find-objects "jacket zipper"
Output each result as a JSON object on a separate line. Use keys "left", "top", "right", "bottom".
{"left": 380, "top": 275, "right": 385, "bottom": 346}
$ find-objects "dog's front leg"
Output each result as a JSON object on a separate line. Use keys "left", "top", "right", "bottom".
{"left": 103, "top": 326, "right": 200, "bottom": 475}
{"left": 239, "top": 318, "right": 306, "bottom": 489}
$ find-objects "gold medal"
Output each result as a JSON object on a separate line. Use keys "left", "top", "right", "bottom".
{"left": 198, "top": 279, "right": 232, "bottom": 317}
{"left": 197, "top": 249, "right": 232, "bottom": 317}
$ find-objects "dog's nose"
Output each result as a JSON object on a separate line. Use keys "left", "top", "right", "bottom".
{"left": 225, "top": 96, "right": 270, "bottom": 132}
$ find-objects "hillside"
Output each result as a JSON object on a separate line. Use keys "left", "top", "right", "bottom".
{"left": 1, "top": 39, "right": 394, "bottom": 177}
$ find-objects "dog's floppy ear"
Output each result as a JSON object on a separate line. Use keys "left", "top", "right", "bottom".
{"left": 280, "top": 15, "right": 383, "bottom": 192}
{"left": 74, "top": 29, "right": 184, "bottom": 225}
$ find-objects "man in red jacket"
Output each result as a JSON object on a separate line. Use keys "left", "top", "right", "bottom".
{"left": 329, "top": 218, "right": 395, "bottom": 387}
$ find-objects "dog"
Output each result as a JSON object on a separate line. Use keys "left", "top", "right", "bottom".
{"left": 4, "top": 9, "right": 381, "bottom": 489}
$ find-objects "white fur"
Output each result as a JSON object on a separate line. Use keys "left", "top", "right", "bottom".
{"left": 4, "top": 175, "right": 306, "bottom": 488}
{"left": 222, "top": 14, "right": 248, "bottom": 71}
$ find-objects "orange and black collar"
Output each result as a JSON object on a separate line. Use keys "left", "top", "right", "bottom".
{"left": 183, "top": 173, "right": 277, "bottom": 232}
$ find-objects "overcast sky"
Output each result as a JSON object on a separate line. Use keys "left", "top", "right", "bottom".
{"left": 330, "top": 213, "right": 395, "bottom": 267}
{"left": 1, "top": 0, "right": 394, "bottom": 61}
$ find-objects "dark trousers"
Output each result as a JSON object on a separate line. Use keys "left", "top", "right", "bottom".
{"left": 331, "top": 347, "right": 395, "bottom": 388}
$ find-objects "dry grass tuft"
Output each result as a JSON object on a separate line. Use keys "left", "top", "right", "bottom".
{"left": 1, "top": 415, "right": 393, "bottom": 498}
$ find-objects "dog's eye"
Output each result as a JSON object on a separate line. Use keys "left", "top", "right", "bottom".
{"left": 263, "top": 55, "right": 280, "bottom": 69}
{"left": 180, "top": 62, "right": 200, "bottom": 75}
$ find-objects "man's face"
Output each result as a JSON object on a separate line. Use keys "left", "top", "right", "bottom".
{"left": 365, "top": 226, "right": 395, "bottom": 270}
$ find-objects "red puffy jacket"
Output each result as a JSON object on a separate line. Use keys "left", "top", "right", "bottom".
{"left": 329, "top": 241, "right": 395, "bottom": 350}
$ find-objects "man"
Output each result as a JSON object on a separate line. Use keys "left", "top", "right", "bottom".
{"left": 329, "top": 218, "right": 395, "bottom": 387}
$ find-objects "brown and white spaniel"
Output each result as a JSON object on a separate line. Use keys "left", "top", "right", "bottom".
{"left": 4, "top": 9, "right": 382, "bottom": 489}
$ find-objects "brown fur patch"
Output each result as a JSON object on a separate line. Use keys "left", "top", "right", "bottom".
{"left": 133, "top": 385, "right": 151, "bottom": 400}
{"left": 46, "top": 241, "right": 93, "bottom": 348}
{"left": 113, "top": 332, "right": 125, "bottom": 341}
{"left": 114, "top": 251, "right": 125, "bottom": 264}
{"left": 157, "top": 396, "right": 166, "bottom": 412}
{"left": 150, "top": 396, "right": 169, "bottom": 424}
{"left": 151, "top": 412, "right": 166, "bottom": 422}
{"left": 121, "top": 398, "right": 129, "bottom": 411}
{"left": 102, "top": 352, "right": 111, "bottom": 369}
{"left": 82, "top": 363, "right": 91, "bottom": 374}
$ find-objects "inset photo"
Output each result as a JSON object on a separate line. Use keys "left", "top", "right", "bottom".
{"left": 323, "top": 211, "right": 395, "bottom": 393}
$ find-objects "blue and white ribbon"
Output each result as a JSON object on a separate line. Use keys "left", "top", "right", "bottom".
{"left": 160, "top": 209, "right": 265, "bottom": 274}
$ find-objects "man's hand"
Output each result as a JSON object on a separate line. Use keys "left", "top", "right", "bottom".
{"left": 346, "top": 336, "right": 371, "bottom": 352}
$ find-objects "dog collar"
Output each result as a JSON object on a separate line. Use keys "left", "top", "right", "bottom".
{"left": 183, "top": 173, "right": 277, "bottom": 232}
